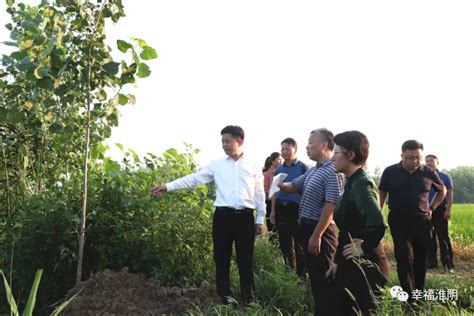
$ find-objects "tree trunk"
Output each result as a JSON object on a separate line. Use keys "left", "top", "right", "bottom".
{"left": 76, "top": 44, "right": 93, "bottom": 285}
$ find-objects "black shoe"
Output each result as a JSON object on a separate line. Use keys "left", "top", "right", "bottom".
{"left": 221, "top": 296, "right": 238, "bottom": 306}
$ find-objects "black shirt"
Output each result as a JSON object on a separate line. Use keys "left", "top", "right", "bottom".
{"left": 379, "top": 162, "right": 444, "bottom": 213}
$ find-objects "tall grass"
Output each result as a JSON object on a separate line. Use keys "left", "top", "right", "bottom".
{"left": 192, "top": 215, "right": 473, "bottom": 315}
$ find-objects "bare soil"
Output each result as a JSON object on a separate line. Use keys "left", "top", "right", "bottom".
{"left": 63, "top": 268, "right": 220, "bottom": 315}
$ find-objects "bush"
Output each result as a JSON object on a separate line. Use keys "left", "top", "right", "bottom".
{"left": 0, "top": 147, "right": 216, "bottom": 313}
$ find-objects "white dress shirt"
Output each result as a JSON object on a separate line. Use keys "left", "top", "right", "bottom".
{"left": 166, "top": 153, "right": 266, "bottom": 224}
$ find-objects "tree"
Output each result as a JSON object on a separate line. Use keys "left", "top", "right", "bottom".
{"left": 445, "top": 166, "right": 474, "bottom": 203}
{"left": 0, "top": 0, "right": 157, "bottom": 284}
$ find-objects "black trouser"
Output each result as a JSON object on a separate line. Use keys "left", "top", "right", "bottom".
{"left": 276, "top": 200, "right": 306, "bottom": 277}
{"left": 299, "top": 219, "right": 338, "bottom": 315}
{"left": 334, "top": 256, "right": 388, "bottom": 316}
{"left": 428, "top": 205, "right": 454, "bottom": 269}
{"left": 388, "top": 211, "right": 431, "bottom": 297}
{"left": 212, "top": 207, "right": 255, "bottom": 303}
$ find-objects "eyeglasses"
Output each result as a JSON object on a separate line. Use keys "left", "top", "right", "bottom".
{"left": 403, "top": 155, "right": 422, "bottom": 162}
{"left": 333, "top": 151, "right": 347, "bottom": 155}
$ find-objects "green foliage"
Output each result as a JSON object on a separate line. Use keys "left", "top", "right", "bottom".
{"left": 0, "top": 0, "right": 157, "bottom": 217}
{"left": 445, "top": 166, "right": 474, "bottom": 203}
{"left": 449, "top": 204, "right": 474, "bottom": 246}
{"left": 253, "top": 236, "right": 313, "bottom": 314}
{"left": 0, "top": 146, "right": 215, "bottom": 313}
{"left": 1, "top": 269, "right": 42, "bottom": 316}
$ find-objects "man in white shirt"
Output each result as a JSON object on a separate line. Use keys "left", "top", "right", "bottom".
{"left": 151, "top": 125, "right": 265, "bottom": 304}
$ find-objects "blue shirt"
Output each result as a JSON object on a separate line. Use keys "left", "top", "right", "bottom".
{"left": 293, "top": 160, "right": 345, "bottom": 221}
{"left": 275, "top": 159, "right": 308, "bottom": 204}
{"left": 429, "top": 170, "right": 453, "bottom": 206}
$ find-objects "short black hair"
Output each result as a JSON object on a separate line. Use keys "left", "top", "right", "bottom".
{"left": 334, "top": 130, "right": 369, "bottom": 165}
{"left": 281, "top": 137, "right": 297, "bottom": 151}
{"left": 401, "top": 140, "right": 423, "bottom": 152}
{"left": 311, "top": 128, "right": 335, "bottom": 150}
{"left": 425, "top": 154, "right": 438, "bottom": 160}
{"left": 221, "top": 125, "right": 245, "bottom": 140}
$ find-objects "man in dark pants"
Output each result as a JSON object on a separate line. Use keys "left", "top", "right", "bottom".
{"left": 279, "top": 129, "right": 344, "bottom": 315}
{"left": 269, "top": 137, "right": 308, "bottom": 277}
{"left": 425, "top": 154, "right": 455, "bottom": 272}
{"left": 151, "top": 125, "right": 265, "bottom": 304}
{"left": 379, "top": 140, "right": 446, "bottom": 300}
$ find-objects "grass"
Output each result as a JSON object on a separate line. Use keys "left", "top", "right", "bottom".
{"left": 194, "top": 204, "right": 474, "bottom": 315}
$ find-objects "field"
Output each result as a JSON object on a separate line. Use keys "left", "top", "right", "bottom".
{"left": 62, "top": 205, "right": 474, "bottom": 315}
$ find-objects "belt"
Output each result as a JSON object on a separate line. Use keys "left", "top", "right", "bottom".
{"left": 277, "top": 200, "right": 299, "bottom": 207}
{"left": 216, "top": 206, "right": 254, "bottom": 214}
{"left": 298, "top": 217, "right": 319, "bottom": 225}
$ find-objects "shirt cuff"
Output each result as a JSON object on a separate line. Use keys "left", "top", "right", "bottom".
{"left": 255, "top": 214, "right": 264, "bottom": 225}
{"left": 165, "top": 183, "right": 175, "bottom": 192}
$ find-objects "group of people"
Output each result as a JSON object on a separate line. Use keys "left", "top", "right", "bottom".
{"left": 151, "top": 125, "right": 455, "bottom": 315}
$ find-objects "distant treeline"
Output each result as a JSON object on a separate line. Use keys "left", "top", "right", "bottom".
{"left": 445, "top": 166, "right": 474, "bottom": 203}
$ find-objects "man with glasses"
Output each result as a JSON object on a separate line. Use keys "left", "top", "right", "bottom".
{"left": 278, "top": 129, "right": 344, "bottom": 314}
{"left": 379, "top": 140, "right": 446, "bottom": 302}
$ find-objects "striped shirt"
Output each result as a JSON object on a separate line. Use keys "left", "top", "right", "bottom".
{"left": 293, "top": 160, "right": 345, "bottom": 221}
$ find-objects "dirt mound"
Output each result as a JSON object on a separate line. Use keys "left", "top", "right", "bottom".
{"left": 63, "top": 268, "right": 221, "bottom": 315}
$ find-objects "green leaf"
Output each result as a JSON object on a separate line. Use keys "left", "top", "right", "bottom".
{"left": 140, "top": 46, "right": 158, "bottom": 60}
{"left": 37, "top": 77, "right": 53, "bottom": 89}
{"left": 117, "top": 39, "right": 131, "bottom": 53}
{"left": 34, "top": 66, "right": 44, "bottom": 79}
{"left": 19, "top": 39, "right": 33, "bottom": 51}
{"left": 6, "top": 0, "right": 14, "bottom": 7}
{"left": 96, "top": 89, "right": 107, "bottom": 101}
{"left": 10, "top": 51, "right": 26, "bottom": 60}
{"left": 137, "top": 63, "right": 151, "bottom": 78}
{"left": 135, "top": 38, "right": 147, "bottom": 48}
{"left": 6, "top": 109, "right": 24, "bottom": 123}
{"left": 120, "top": 73, "right": 135, "bottom": 85}
{"left": 1, "top": 270, "right": 19, "bottom": 315}
{"left": 49, "top": 123, "right": 62, "bottom": 133}
{"left": 103, "top": 61, "right": 119, "bottom": 75}
{"left": 2, "top": 41, "right": 18, "bottom": 47}
{"left": 50, "top": 288, "right": 82, "bottom": 316}
{"left": 22, "top": 269, "right": 42, "bottom": 316}
{"left": 117, "top": 93, "right": 128, "bottom": 105}
{"left": 44, "top": 98, "right": 55, "bottom": 107}
{"left": 5, "top": 23, "right": 13, "bottom": 30}
{"left": 0, "top": 108, "right": 7, "bottom": 123}
{"left": 104, "top": 158, "right": 121, "bottom": 173}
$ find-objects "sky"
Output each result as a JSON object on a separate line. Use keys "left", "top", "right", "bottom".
{"left": 1, "top": 1, "right": 473, "bottom": 172}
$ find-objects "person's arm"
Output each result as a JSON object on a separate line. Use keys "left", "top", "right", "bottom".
{"left": 353, "top": 179, "right": 386, "bottom": 256}
{"left": 378, "top": 167, "right": 389, "bottom": 210}
{"left": 278, "top": 182, "right": 298, "bottom": 193}
{"left": 263, "top": 171, "right": 272, "bottom": 199}
{"left": 254, "top": 165, "right": 266, "bottom": 234}
{"left": 308, "top": 202, "right": 336, "bottom": 255}
{"left": 379, "top": 190, "right": 387, "bottom": 210}
{"left": 445, "top": 188, "right": 453, "bottom": 220}
{"left": 151, "top": 165, "right": 214, "bottom": 197}
{"left": 270, "top": 193, "right": 277, "bottom": 225}
{"left": 430, "top": 170, "right": 446, "bottom": 211}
